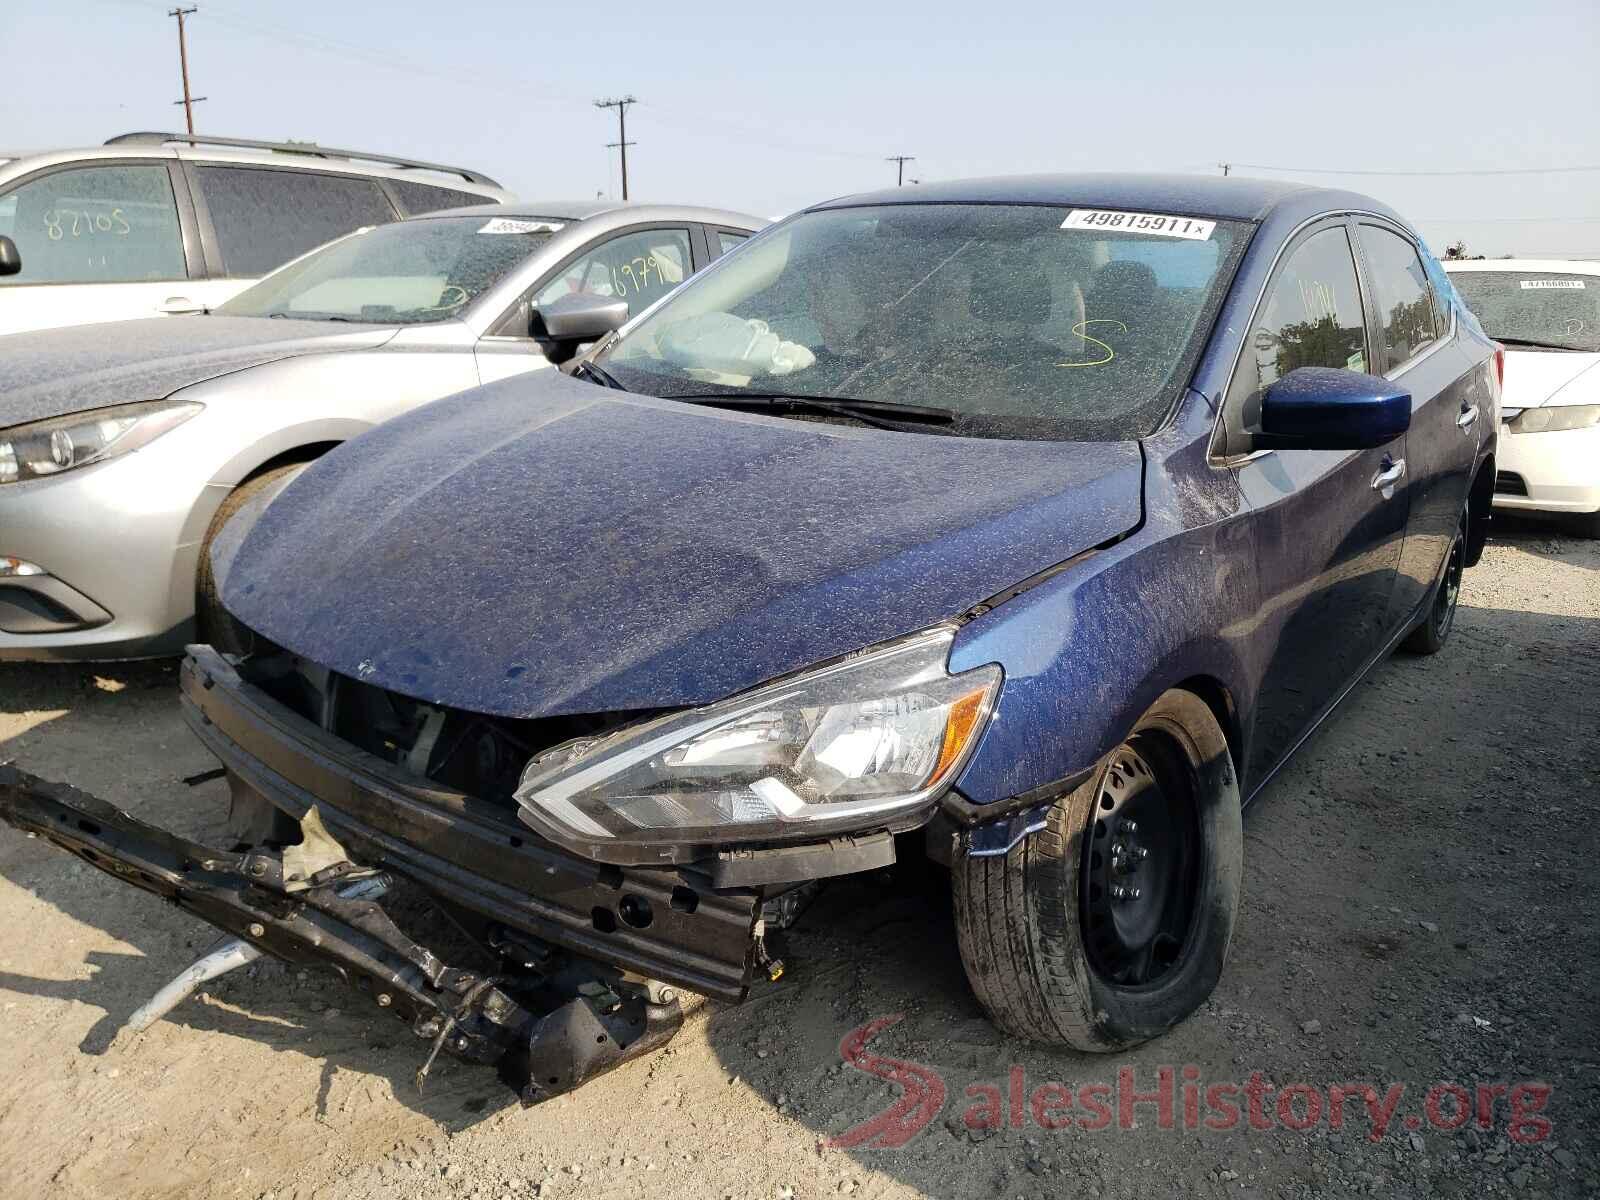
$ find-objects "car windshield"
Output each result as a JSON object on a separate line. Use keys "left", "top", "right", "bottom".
{"left": 600, "top": 203, "right": 1249, "bottom": 439}
{"left": 1449, "top": 270, "right": 1600, "bottom": 353}
{"left": 217, "top": 215, "right": 560, "bottom": 324}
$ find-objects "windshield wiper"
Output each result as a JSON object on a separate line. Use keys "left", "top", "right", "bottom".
{"left": 1495, "top": 336, "right": 1581, "bottom": 352}
{"left": 265, "top": 311, "right": 358, "bottom": 323}
{"left": 670, "top": 392, "right": 955, "bottom": 432}
{"left": 574, "top": 359, "right": 627, "bottom": 390}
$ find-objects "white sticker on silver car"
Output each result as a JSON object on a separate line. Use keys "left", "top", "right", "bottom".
{"left": 479, "top": 218, "right": 564, "bottom": 235}
{"left": 1060, "top": 210, "right": 1216, "bottom": 240}
{"left": 1520, "top": 279, "right": 1585, "bottom": 289}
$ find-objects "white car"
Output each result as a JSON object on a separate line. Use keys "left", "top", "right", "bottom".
{"left": 0, "top": 131, "right": 510, "bottom": 335}
{"left": 1445, "top": 259, "right": 1600, "bottom": 535}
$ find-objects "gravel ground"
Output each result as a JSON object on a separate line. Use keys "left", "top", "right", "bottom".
{"left": 0, "top": 517, "right": 1596, "bottom": 1200}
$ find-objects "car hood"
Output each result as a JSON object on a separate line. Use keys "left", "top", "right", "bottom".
{"left": 218, "top": 371, "right": 1143, "bottom": 719}
{"left": 1503, "top": 350, "right": 1600, "bottom": 409}
{"left": 0, "top": 315, "right": 396, "bottom": 428}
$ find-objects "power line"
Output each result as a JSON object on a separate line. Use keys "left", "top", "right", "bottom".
{"left": 168, "top": 6, "right": 205, "bottom": 135}
{"left": 1233, "top": 161, "right": 1600, "bottom": 178}
{"left": 595, "top": 96, "right": 637, "bottom": 202}
{"left": 886, "top": 155, "right": 916, "bottom": 187}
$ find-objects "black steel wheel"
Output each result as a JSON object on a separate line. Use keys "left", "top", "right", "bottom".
{"left": 1081, "top": 736, "right": 1202, "bottom": 988}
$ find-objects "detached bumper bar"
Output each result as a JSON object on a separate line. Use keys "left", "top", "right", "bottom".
{"left": 0, "top": 764, "right": 681, "bottom": 1103}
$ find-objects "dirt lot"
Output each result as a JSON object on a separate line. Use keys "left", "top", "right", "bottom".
{"left": 1, "top": 518, "right": 1596, "bottom": 1200}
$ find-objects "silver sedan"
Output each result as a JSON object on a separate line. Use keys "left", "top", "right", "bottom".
{"left": 0, "top": 200, "right": 763, "bottom": 660}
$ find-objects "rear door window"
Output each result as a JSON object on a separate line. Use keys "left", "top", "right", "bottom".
{"left": 534, "top": 227, "right": 693, "bottom": 320}
{"left": 195, "top": 166, "right": 396, "bottom": 278}
{"left": 716, "top": 230, "right": 749, "bottom": 256}
{"left": 389, "top": 179, "right": 496, "bottom": 215}
{"left": 1359, "top": 225, "right": 1442, "bottom": 372}
{"left": 1249, "top": 225, "right": 1370, "bottom": 389}
{"left": 0, "top": 164, "right": 186, "bottom": 285}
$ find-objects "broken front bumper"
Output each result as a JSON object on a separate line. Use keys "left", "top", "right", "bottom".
{"left": 178, "top": 646, "right": 762, "bottom": 1003}
{"left": 0, "top": 646, "right": 771, "bottom": 1102}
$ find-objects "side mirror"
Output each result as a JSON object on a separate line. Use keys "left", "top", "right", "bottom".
{"left": 534, "top": 293, "right": 630, "bottom": 344}
{"left": 0, "top": 235, "right": 20, "bottom": 277}
{"left": 1257, "top": 367, "right": 1410, "bottom": 451}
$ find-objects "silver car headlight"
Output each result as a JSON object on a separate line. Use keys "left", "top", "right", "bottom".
{"left": 514, "top": 625, "right": 1001, "bottom": 855}
{"left": 0, "top": 400, "right": 202, "bottom": 485}
{"left": 1508, "top": 404, "right": 1600, "bottom": 434}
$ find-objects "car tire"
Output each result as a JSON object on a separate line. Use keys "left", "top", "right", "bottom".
{"left": 952, "top": 688, "right": 1242, "bottom": 1051}
{"left": 1402, "top": 509, "right": 1467, "bottom": 656}
{"left": 195, "top": 463, "right": 305, "bottom": 657}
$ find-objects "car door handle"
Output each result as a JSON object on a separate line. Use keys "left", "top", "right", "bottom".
{"left": 159, "top": 296, "right": 204, "bottom": 315}
{"left": 1371, "top": 458, "right": 1406, "bottom": 494}
{"left": 1456, "top": 406, "right": 1479, "bottom": 430}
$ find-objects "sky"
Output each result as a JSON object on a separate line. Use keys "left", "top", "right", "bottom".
{"left": 3, "top": 0, "right": 1596, "bottom": 258}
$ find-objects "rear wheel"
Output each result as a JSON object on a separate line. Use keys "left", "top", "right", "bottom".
{"left": 952, "top": 689, "right": 1242, "bottom": 1050}
{"left": 1403, "top": 509, "right": 1467, "bottom": 655}
{"left": 195, "top": 463, "right": 305, "bottom": 656}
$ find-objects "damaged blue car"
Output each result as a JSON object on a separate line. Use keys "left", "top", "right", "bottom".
{"left": 0, "top": 174, "right": 1499, "bottom": 1100}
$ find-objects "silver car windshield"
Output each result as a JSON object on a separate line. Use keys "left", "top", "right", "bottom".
{"left": 1449, "top": 271, "right": 1600, "bottom": 353}
{"left": 217, "top": 216, "right": 560, "bottom": 325}
{"left": 601, "top": 203, "right": 1249, "bottom": 440}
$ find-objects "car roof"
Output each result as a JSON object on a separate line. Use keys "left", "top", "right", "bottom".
{"left": 0, "top": 138, "right": 513, "bottom": 199}
{"left": 808, "top": 172, "right": 1385, "bottom": 224}
{"left": 410, "top": 200, "right": 767, "bottom": 229}
{"left": 1441, "top": 258, "right": 1600, "bottom": 273}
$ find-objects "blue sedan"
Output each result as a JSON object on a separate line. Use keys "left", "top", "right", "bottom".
{"left": 0, "top": 174, "right": 1499, "bottom": 1094}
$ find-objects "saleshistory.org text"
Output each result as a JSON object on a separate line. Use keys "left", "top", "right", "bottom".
{"left": 827, "top": 1016, "right": 1554, "bottom": 1151}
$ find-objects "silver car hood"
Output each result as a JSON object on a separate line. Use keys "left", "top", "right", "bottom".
{"left": 0, "top": 315, "right": 396, "bottom": 428}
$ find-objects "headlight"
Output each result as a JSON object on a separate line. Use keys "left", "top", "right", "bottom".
{"left": 514, "top": 625, "right": 1001, "bottom": 858}
{"left": 0, "top": 400, "right": 202, "bottom": 485}
{"left": 1508, "top": 404, "right": 1600, "bottom": 434}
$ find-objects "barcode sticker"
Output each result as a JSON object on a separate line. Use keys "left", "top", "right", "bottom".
{"left": 479, "top": 218, "right": 564, "bottom": 235}
{"left": 1061, "top": 209, "right": 1216, "bottom": 240}
{"left": 1520, "top": 279, "right": 1585, "bottom": 289}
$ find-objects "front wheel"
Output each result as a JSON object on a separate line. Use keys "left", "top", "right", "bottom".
{"left": 952, "top": 689, "right": 1242, "bottom": 1051}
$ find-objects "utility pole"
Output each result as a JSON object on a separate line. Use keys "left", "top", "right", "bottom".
{"left": 594, "top": 96, "right": 637, "bottom": 200}
{"left": 1218, "top": 162, "right": 1231, "bottom": 177}
{"left": 886, "top": 155, "right": 916, "bottom": 186}
{"left": 168, "top": 7, "right": 205, "bottom": 135}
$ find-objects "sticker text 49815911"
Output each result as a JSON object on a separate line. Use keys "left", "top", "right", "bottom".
{"left": 1061, "top": 209, "right": 1216, "bottom": 240}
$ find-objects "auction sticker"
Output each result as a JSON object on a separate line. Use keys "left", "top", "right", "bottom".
{"left": 1061, "top": 209, "right": 1215, "bottom": 240}
{"left": 1520, "top": 279, "right": 1584, "bottom": 289}
{"left": 479, "top": 217, "right": 564, "bottom": 235}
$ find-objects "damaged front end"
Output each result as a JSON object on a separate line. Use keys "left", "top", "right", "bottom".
{"left": 0, "top": 646, "right": 787, "bottom": 1104}
{"left": 0, "top": 628, "right": 998, "bottom": 1101}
